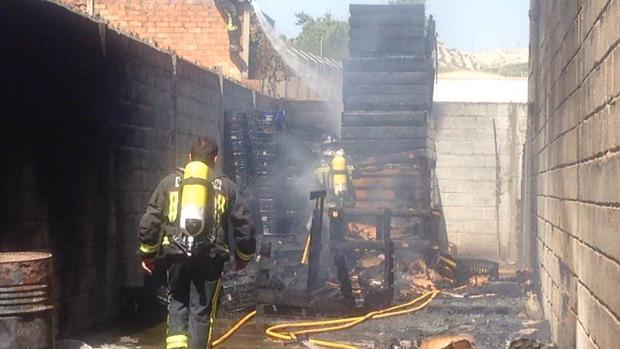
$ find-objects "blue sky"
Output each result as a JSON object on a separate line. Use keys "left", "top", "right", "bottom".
{"left": 255, "top": 0, "right": 530, "bottom": 52}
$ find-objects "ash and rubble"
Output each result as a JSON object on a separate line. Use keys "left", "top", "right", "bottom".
{"left": 64, "top": 272, "right": 553, "bottom": 349}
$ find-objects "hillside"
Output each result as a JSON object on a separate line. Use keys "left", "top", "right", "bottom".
{"left": 437, "top": 44, "right": 528, "bottom": 77}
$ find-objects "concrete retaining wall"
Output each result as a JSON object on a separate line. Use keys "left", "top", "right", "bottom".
{"left": 433, "top": 102, "right": 527, "bottom": 262}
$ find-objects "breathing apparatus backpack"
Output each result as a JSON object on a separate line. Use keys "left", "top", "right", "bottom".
{"left": 168, "top": 161, "right": 220, "bottom": 256}
{"left": 331, "top": 151, "right": 348, "bottom": 197}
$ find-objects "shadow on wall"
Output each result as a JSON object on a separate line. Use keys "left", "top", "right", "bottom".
{"left": 0, "top": 0, "right": 132, "bottom": 331}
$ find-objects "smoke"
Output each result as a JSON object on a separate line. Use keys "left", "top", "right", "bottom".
{"left": 277, "top": 132, "right": 321, "bottom": 197}
{"left": 251, "top": 2, "right": 342, "bottom": 102}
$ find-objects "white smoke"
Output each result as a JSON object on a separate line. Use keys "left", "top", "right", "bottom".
{"left": 251, "top": 2, "right": 342, "bottom": 102}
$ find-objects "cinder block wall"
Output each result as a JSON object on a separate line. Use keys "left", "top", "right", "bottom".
{"left": 433, "top": 103, "right": 526, "bottom": 263}
{"left": 527, "top": 0, "right": 620, "bottom": 347}
{"left": 0, "top": 0, "right": 273, "bottom": 334}
{"left": 59, "top": 0, "right": 242, "bottom": 78}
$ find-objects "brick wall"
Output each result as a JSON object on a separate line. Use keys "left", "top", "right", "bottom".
{"left": 59, "top": 0, "right": 243, "bottom": 79}
{"left": 527, "top": 0, "right": 620, "bottom": 348}
{"left": 0, "top": 0, "right": 273, "bottom": 334}
{"left": 433, "top": 103, "right": 527, "bottom": 262}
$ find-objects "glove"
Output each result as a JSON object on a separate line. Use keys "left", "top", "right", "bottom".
{"left": 141, "top": 258, "right": 155, "bottom": 275}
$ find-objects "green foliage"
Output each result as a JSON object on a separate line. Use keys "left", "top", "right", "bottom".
{"left": 291, "top": 12, "right": 349, "bottom": 60}
{"left": 388, "top": 0, "right": 426, "bottom": 4}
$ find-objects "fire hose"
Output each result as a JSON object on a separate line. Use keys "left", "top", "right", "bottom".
{"left": 212, "top": 310, "right": 257, "bottom": 347}
{"left": 213, "top": 290, "right": 440, "bottom": 348}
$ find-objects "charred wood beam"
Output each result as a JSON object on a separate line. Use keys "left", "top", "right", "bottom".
{"left": 349, "top": 27, "right": 424, "bottom": 40}
{"left": 342, "top": 112, "right": 427, "bottom": 127}
{"left": 329, "top": 207, "right": 345, "bottom": 242}
{"left": 343, "top": 101, "right": 432, "bottom": 112}
{"left": 330, "top": 240, "right": 387, "bottom": 251}
{"left": 344, "top": 84, "right": 431, "bottom": 96}
{"left": 341, "top": 207, "right": 431, "bottom": 218}
{"left": 344, "top": 57, "right": 432, "bottom": 73}
{"left": 349, "top": 40, "right": 425, "bottom": 57}
{"left": 349, "top": 15, "right": 425, "bottom": 28}
{"left": 307, "top": 190, "right": 326, "bottom": 291}
{"left": 344, "top": 72, "right": 432, "bottom": 85}
{"left": 342, "top": 126, "right": 428, "bottom": 140}
{"left": 335, "top": 254, "right": 354, "bottom": 302}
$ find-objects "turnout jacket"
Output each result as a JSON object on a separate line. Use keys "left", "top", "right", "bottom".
{"left": 138, "top": 168, "right": 255, "bottom": 262}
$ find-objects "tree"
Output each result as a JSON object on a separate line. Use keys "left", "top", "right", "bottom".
{"left": 291, "top": 12, "right": 349, "bottom": 60}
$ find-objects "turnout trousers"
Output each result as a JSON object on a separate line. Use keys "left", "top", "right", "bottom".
{"left": 165, "top": 252, "right": 224, "bottom": 349}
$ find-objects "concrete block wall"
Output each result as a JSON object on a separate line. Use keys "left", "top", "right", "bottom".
{"left": 59, "top": 0, "right": 242, "bottom": 78}
{"left": 527, "top": 0, "right": 620, "bottom": 347}
{"left": 0, "top": 0, "right": 273, "bottom": 335}
{"left": 433, "top": 103, "right": 527, "bottom": 262}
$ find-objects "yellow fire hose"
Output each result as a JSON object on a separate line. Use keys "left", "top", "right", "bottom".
{"left": 213, "top": 290, "right": 439, "bottom": 348}
{"left": 212, "top": 310, "right": 257, "bottom": 347}
{"left": 266, "top": 290, "right": 439, "bottom": 348}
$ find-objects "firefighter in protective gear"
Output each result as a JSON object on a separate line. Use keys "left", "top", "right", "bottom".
{"left": 214, "top": 0, "right": 243, "bottom": 52}
{"left": 138, "top": 137, "right": 255, "bottom": 349}
{"left": 314, "top": 136, "right": 356, "bottom": 208}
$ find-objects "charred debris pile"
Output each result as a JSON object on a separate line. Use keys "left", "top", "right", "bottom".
{"left": 216, "top": 4, "right": 552, "bottom": 349}
{"left": 221, "top": 4, "right": 487, "bottom": 313}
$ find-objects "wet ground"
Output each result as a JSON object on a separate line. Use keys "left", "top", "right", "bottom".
{"left": 65, "top": 282, "right": 551, "bottom": 349}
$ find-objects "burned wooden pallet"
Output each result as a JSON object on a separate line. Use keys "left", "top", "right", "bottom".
{"left": 349, "top": 15, "right": 425, "bottom": 31}
{"left": 340, "top": 139, "right": 429, "bottom": 158}
{"left": 341, "top": 125, "right": 428, "bottom": 140}
{"left": 344, "top": 72, "right": 432, "bottom": 85}
{"left": 349, "top": 4, "right": 425, "bottom": 16}
{"left": 344, "top": 57, "right": 432, "bottom": 73}
{"left": 349, "top": 39, "right": 426, "bottom": 57}
{"left": 255, "top": 205, "right": 400, "bottom": 319}
{"left": 344, "top": 84, "right": 431, "bottom": 96}
{"left": 342, "top": 111, "right": 428, "bottom": 127}
{"left": 344, "top": 101, "right": 432, "bottom": 113}
{"left": 349, "top": 26, "right": 425, "bottom": 41}
{"left": 328, "top": 207, "right": 396, "bottom": 308}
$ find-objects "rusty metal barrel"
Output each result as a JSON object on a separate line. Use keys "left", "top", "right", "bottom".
{"left": 0, "top": 252, "right": 55, "bottom": 349}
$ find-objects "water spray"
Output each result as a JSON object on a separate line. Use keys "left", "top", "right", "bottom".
{"left": 251, "top": 1, "right": 341, "bottom": 101}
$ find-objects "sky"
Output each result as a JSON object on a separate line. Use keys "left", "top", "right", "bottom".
{"left": 255, "top": 0, "right": 530, "bottom": 52}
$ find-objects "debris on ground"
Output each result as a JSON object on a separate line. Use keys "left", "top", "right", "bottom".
{"left": 508, "top": 338, "right": 557, "bottom": 349}
{"left": 56, "top": 340, "right": 93, "bottom": 349}
{"left": 419, "top": 334, "right": 475, "bottom": 349}
{"left": 57, "top": 338, "right": 141, "bottom": 349}
{"left": 524, "top": 292, "right": 544, "bottom": 321}
{"left": 468, "top": 274, "right": 489, "bottom": 288}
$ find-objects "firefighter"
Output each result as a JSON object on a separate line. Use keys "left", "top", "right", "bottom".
{"left": 314, "top": 135, "right": 356, "bottom": 208}
{"left": 138, "top": 137, "right": 255, "bottom": 349}
{"left": 214, "top": 0, "right": 244, "bottom": 52}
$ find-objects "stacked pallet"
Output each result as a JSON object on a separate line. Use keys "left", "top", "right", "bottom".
{"left": 226, "top": 112, "right": 252, "bottom": 187}
{"left": 249, "top": 113, "right": 280, "bottom": 236}
{"left": 342, "top": 4, "right": 436, "bottom": 213}
{"left": 224, "top": 111, "right": 282, "bottom": 237}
